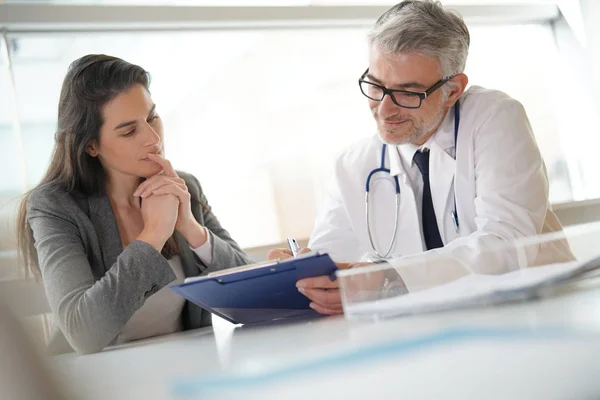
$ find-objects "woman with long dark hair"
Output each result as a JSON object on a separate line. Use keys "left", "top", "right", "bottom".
{"left": 16, "top": 54, "right": 251, "bottom": 354}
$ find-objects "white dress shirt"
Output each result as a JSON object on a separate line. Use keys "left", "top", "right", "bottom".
{"left": 396, "top": 119, "right": 457, "bottom": 250}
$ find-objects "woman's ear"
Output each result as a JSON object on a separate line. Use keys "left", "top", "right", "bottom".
{"left": 86, "top": 141, "right": 99, "bottom": 157}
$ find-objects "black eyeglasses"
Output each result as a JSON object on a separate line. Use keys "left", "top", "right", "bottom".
{"left": 358, "top": 68, "right": 453, "bottom": 109}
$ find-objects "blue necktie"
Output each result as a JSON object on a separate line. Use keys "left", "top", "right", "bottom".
{"left": 413, "top": 150, "right": 444, "bottom": 250}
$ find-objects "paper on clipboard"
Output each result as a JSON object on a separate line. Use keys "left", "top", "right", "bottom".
{"left": 184, "top": 251, "right": 324, "bottom": 283}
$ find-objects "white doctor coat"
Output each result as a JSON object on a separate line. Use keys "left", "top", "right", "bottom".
{"left": 309, "top": 86, "right": 571, "bottom": 286}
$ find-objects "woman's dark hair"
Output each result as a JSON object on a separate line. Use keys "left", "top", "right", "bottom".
{"left": 17, "top": 54, "right": 178, "bottom": 279}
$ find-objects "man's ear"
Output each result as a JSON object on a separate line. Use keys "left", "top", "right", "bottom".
{"left": 445, "top": 73, "right": 468, "bottom": 107}
{"left": 86, "top": 141, "right": 99, "bottom": 157}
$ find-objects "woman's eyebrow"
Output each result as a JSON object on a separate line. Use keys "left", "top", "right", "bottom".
{"left": 114, "top": 104, "right": 156, "bottom": 130}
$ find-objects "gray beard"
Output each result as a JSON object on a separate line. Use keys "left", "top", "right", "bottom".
{"left": 378, "top": 105, "right": 447, "bottom": 146}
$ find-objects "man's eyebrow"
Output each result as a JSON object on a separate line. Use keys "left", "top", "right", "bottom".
{"left": 366, "top": 73, "right": 427, "bottom": 90}
{"left": 113, "top": 104, "right": 156, "bottom": 130}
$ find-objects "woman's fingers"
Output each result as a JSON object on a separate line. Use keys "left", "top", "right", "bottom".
{"left": 134, "top": 176, "right": 185, "bottom": 197}
{"left": 149, "top": 184, "right": 190, "bottom": 204}
{"left": 138, "top": 181, "right": 174, "bottom": 198}
{"left": 146, "top": 153, "right": 178, "bottom": 177}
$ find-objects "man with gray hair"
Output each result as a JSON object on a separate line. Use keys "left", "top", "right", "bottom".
{"left": 269, "top": 0, "right": 565, "bottom": 315}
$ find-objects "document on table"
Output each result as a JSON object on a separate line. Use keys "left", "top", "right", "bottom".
{"left": 344, "top": 255, "right": 600, "bottom": 319}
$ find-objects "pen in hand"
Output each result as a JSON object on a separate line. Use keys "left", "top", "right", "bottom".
{"left": 287, "top": 237, "right": 300, "bottom": 257}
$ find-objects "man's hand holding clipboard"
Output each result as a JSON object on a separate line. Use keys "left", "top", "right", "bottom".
{"left": 267, "top": 243, "right": 365, "bottom": 316}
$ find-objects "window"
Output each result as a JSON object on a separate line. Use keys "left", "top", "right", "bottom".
{"left": 0, "top": 40, "right": 21, "bottom": 279}
{"left": 1, "top": 23, "right": 596, "bottom": 256}
{"left": 6, "top": 29, "right": 371, "bottom": 249}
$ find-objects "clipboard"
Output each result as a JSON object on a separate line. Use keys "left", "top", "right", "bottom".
{"left": 170, "top": 252, "right": 338, "bottom": 325}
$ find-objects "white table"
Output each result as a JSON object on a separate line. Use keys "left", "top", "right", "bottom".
{"left": 55, "top": 281, "right": 600, "bottom": 400}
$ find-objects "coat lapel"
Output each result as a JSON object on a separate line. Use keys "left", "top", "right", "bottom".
{"left": 87, "top": 195, "right": 123, "bottom": 274}
{"left": 388, "top": 145, "right": 426, "bottom": 255}
{"left": 87, "top": 194, "right": 206, "bottom": 277}
{"left": 429, "top": 136, "right": 456, "bottom": 244}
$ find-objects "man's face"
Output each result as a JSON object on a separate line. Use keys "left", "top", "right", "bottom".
{"left": 365, "top": 47, "right": 450, "bottom": 146}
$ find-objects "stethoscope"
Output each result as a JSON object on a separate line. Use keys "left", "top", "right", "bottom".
{"left": 365, "top": 102, "right": 461, "bottom": 259}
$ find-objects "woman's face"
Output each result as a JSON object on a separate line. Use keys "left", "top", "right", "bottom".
{"left": 87, "top": 83, "right": 164, "bottom": 179}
